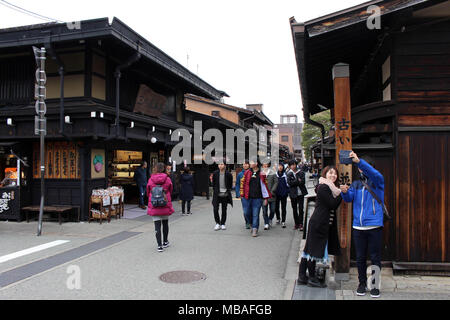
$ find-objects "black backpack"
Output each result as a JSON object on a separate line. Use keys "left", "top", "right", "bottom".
{"left": 151, "top": 184, "right": 167, "bottom": 207}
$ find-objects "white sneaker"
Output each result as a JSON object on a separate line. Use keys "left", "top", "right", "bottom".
{"left": 221, "top": 225, "right": 226, "bottom": 230}
{"left": 214, "top": 224, "right": 221, "bottom": 231}
{"left": 264, "top": 224, "right": 269, "bottom": 230}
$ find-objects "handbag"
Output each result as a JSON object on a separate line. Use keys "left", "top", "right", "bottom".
{"left": 360, "top": 179, "right": 391, "bottom": 221}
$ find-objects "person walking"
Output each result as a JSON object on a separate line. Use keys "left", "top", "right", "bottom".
{"left": 211, "top": 163, "right": 233, "bottom": 231}
{"left": 147, "top": 162, "right": 174, "bottom": 252}
{"left": 240, "top": 159, "right": 272, "bottom": 237}
{"left": 235, "top": 160, "right": 251, "bottom": 229}
{"left": 287, "top": 159, "right": 308, "bottom": 230}
{"left": 274, "top": 163, "right": 290, "bottom": 228}
{"left": 179, "top": 166, "right": 194, "bottom": 215}
{"left": 166, "top": 163, "right": 179, "bottom": 200}
{"left": 261, "top": 161, "right": 278, "bottom": 230}
{"left": 134, "top": 161, "right": 149, "bottom": 209}
{"left": 340, "top": 152, "right": 384, "bottom": 298}
{"left": 297, "top": 166, "right": 342, "bottom": 287}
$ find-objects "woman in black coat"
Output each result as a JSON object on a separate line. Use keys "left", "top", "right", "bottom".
{"left": 179, "top": 166, "right": 194, "bottom": 215}
{"left": 297, "top": 165, "right": 342, "bottom": 288}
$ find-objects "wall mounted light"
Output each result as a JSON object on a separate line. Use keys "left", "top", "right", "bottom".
{"left": 100, "top": 112, "right": 104, "bottom": 118}
{"left": 6, "top": 118, "right": 14, "bottom": 126}
{"left": 91, "top": 111, "right": 96, "bottom": 118}
{"left": 64, "top": 116, "right": 72, "bottom": 124}
{"left": 129, "top": 121, "right": 135, "bottom": 128}
{"left": 169, "top": 130, "right": 172, "bottom": 135}
{"left": 151, "top": 137, "right": 157, "bottom": 144}
{"left": 152, "top": 126, "right": 155, "bottom": 132}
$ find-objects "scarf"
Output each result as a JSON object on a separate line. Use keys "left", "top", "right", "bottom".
{"left": 319, "top": 177, "right": 341, "bottom": 198}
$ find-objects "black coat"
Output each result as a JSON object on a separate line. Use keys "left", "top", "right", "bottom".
{"left": 134, "top": 166, "right": 149, "bottom": 187}
{"left": 286, "top": 169, "right": 308, "bottom": 198}
{"left": 303, "top": 184, "right": 342, "bottom": 259}
{"left": 167, "top": 172, "right": 179, "bottom": 197}
{"left": 211, "top": 170, "right": 233, "bottom": 206}
{"left": 179, "top": 173, "right": 194, "bottom": 201}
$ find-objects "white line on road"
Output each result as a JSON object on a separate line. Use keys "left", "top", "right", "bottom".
{"left": 0, "top": 240, "right": 70, "bottom": 264}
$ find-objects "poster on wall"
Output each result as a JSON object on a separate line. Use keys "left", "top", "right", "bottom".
{"left": 91, "top": 149, "right": 106, "bottom": 179}
{"left": 33, "top": 142, "right": 79, "bottom": 179}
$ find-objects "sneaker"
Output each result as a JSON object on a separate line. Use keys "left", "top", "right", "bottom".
{"left": 181, "top": 212, "right": 186, "bottom": 216}
{"left": 356, "top": 283, "right": 367, "bottom": 296}
{"left": 264, "top": 224, "right": 269, "bottom": 230}
{"left": 252, "top": 229, "right": 258, "bottom": 237}
{"left": 157, "top": 246, "right": 163, "bottom": 252}
{"left": 245, "top": 223, "right": 251, "bottom": 229}
{"left": 370, "top": 288, "right": 380, "bottom": 298}
{"left": 276, "top": 220, "right": 281, "bottom": 225}
{"left": 221, "top": 225, "right": 226, "bottom": 230}
{"left": 282, "top": 222, "right": 286, "bottom": 228}
{"left": 293, "top": 225, "right": 299, "bottom": 230}
{"left": 299, "top": 224, "right": 304, "bottom": 231}
{"left": 214, "top": 224, "right": 221, "bottom": 231}
{"left": 188, "top": 212, "right": 192, "bottom": 215}
{"left": 162, "top": 242, "right": 170, "bottom": 248}
{"left": 269, "top": 220, "right": 273, "bottom": 227}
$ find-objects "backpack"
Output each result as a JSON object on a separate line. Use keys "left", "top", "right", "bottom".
{"left": 151, "top": 184, "right": 167, "bottom": 207}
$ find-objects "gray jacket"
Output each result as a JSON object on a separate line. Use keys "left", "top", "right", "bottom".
{"left": 266, "top": 172, "right": 279, "bottom": 202}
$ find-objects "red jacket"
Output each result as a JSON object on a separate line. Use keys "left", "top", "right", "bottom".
{"left": 240, "top": 169, "right": 272, "bottom": 200}
{"left": 147, "top": 173, "right": 174, "bottom": 216}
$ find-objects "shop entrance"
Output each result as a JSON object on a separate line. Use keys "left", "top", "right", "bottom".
{"left": 108, "top": 150, "right": 145, "bottom": 205}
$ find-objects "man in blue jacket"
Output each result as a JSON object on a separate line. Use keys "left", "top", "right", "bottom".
{"left": 235, "top": 160, "right": 250, "bottom": 229}
{"left": 340, "top": 151, "right": 384, "bottom": 298}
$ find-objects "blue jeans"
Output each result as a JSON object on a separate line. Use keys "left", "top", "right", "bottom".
{"left": 262, "top": 201, "right": 275, "bottom": 225}
{"left": 138, "top": 184, "right": 146, "bottom": 206}
{"left": 243, "top": 198, "right": 263, "bottom": 230}
{"left": 241, "top": 199, "right": 249, "bottom": 224}
{"left": 352, "top": 227, "right": 383, "bottom": 285}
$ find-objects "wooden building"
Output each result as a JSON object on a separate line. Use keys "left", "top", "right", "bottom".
{"left": 291, "top": 0, "right": 449, "bottom": 271}
{"left": 0, "top": 18, "right": 226, "bottom": 221}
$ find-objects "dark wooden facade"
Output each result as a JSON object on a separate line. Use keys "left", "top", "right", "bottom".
{"left": 291, "top": 0, "right": 450, "bottom": 269}
{"left": 0, "top": 18, "right": 226, "bottom": 221}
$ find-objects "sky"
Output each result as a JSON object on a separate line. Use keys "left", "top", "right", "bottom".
{"left": 0, "top": 0, "right": 365, "bottom": 124}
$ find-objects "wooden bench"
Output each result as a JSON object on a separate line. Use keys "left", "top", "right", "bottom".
{"left": 22, "top": 205, "right": 80, "bottom": 225}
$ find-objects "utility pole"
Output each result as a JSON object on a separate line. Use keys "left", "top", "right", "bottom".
{"left": 33, "top": 46, "right": 47, "bottom": 236}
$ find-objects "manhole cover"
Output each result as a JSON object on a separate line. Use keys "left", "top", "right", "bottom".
{"left": 159, "top": 271, "right": 207, "bottom": 284}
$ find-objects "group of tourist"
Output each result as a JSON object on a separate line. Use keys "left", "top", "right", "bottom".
{"left": 137, "top": 150, "right": 385, "bottom": 298}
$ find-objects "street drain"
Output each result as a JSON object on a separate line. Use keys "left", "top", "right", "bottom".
{"left": 159, "top": 271, "right": 207, "bottom": 284}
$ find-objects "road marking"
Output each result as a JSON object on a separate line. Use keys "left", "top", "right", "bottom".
{"left": 0, "top": 232, "right": 140, "bottom": 288}
{"left": 0, "top": 240, "right": 70, "bottom": 264}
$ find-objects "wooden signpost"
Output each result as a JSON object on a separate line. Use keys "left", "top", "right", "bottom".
{"left": 332, "top": 63, "right": 353, "bottom": 280}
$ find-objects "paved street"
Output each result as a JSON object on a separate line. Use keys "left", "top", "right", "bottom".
{"left": 0, "top": 198, "right": 301, "bottom": 300}
{"left": 1, "top": 174, "right": 449, "bottom": 300}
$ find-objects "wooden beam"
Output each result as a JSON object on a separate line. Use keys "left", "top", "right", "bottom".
{"left": 332, "top": 63, "right": 352, "bottom": 280}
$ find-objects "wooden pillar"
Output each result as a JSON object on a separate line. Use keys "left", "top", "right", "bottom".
{"left": 332, "top": 63, "right": 352, "bottom": 280}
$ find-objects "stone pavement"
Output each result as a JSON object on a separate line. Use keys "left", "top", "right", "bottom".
{"left": 0, "top": 196, "right": 301, "bottom": 299}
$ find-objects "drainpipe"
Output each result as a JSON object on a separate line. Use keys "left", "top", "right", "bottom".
{"left": 108, "top": 51, "right": 141, "bottom": 140}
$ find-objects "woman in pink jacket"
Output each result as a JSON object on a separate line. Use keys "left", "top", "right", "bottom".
{"left": 147, "top": 162, "right": 174, "bottom": 252}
